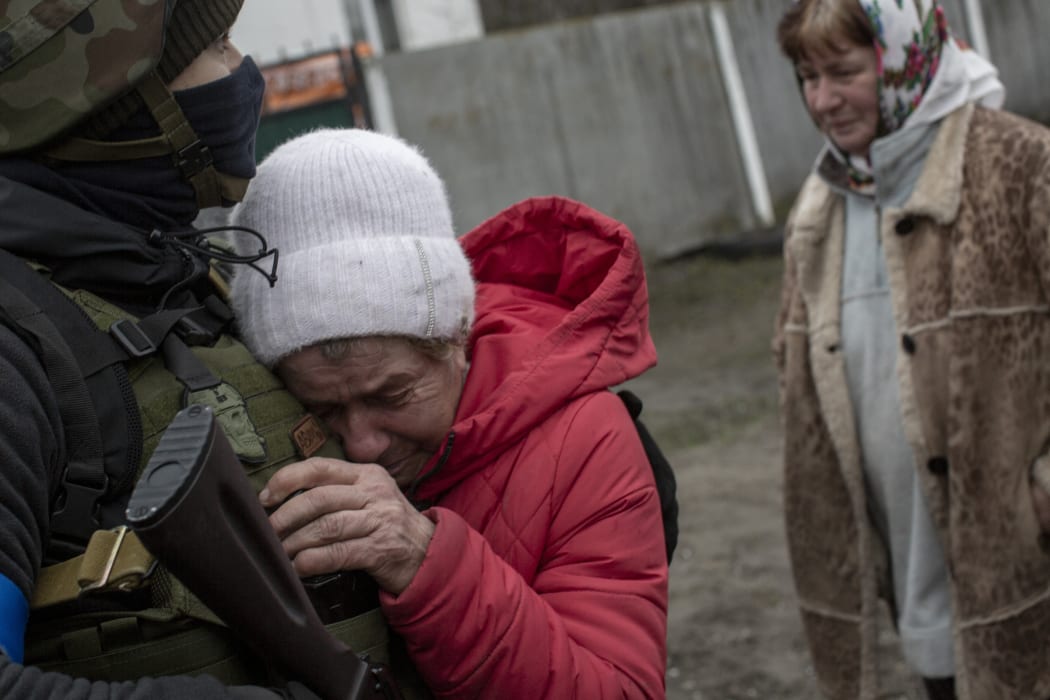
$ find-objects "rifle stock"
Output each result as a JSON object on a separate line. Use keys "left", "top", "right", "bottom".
{"left": 125, "top": 404, "right": 400, "bottom": 700}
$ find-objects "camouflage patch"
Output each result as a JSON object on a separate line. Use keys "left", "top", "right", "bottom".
{"left": 0, "top": 0, "right": 166, "bottom": 153}
{"left": 67, "top": 5, "right": 93, "bottom": 34}
{"left": 30, "top": 1, "right": 87, "bottom": 29}
{"left": 0, "top": 0, "right": 40, "bottom": 22}
{"left": 2, "top": 0, "right": 93, "bottom": 67}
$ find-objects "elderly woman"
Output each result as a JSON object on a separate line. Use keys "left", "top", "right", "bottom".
{"left": 229, "top": 129, "right": 668, "bottom": 698}
{"left": 773, "top": 1, "right": 1050, "bottom": 699}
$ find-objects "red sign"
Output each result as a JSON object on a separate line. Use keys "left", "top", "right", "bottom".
{"left": 261, "top": 48, "right": 358, "bottom": 115}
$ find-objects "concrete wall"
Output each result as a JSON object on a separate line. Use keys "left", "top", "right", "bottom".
{"left": 383, "top": 3, "right": 755, "bottom": 256}
{"left": 391, "top": 0, "right": 484, "bottom": 51}
{"left": 718, "top": 0, "right": 821, "bottom": 219}
{"left": 984, "top": 0, "right": 1050, "bottom": 124}
{"left": 478, "top": 0, "right": 690, "bottom": 33}
{"left": 379, "top": 0, "right": 1050, "bottom": 257}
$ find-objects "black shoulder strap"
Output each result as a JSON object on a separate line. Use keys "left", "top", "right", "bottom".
{"left": 0, "top": 250, "right": 142, "bottom": 562}
{"left": 618, "top": 389, "right": 679, "bottom": 564}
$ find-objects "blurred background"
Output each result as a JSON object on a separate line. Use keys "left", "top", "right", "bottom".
{"left": 226, "top": 2, "right": 1050, "bottom": 697}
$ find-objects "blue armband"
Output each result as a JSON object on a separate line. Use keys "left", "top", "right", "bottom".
{"left": 0, "top": 573, "right": 27, "bottom": 663}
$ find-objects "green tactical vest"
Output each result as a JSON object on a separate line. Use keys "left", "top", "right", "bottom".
{"left": 20, "top": 281, "right": 430, "bottom": 698}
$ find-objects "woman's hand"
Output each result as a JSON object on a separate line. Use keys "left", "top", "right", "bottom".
{"left": 1030, "top": 455, "right": 1050, "bottom": 533}
{"left": 259, "top": 458, "right": 435, "bottom": 595}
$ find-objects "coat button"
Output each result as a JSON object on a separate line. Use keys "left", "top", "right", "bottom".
{"left": 901, "top": 334, "right": 917, "bottom": 354}
{"left": 895, "top": 217, "right": 916, "bottom": 235}
{"left": 927, "top": 457, "right": 949, "bottom": 475}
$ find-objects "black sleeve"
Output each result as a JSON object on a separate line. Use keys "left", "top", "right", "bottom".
{"left": 0, "top": 321, "right": 61, "bottom": 601}
{"left": 0, "top": 656, "right": 285, "bottom": 699}
{"left": 0, "top": 327, "right": 293, "bottom": 699}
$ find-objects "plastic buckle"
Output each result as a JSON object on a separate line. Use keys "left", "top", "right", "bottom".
{"left": 176, "top": 314, "right": 216, "bottom": 346}
{"left": 110, "top": 319, "right": 157, "bottom": 358}
{"left": 175, "top": 139, "right": 214, "bottom": 179}
{"left": 50, "top": 479, "right": 106, "bottom": 545}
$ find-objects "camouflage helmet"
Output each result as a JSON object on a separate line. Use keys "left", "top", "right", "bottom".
{"left": 0, "top": 0, "right": 243, "bottom": 155}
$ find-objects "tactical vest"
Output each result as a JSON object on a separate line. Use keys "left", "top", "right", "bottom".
{"left": 0, "top": 254, "right": 428, "bottom": 697}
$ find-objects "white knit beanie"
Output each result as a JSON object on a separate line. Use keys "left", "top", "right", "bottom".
{"left": 229, "top": 128, "right": 475, "bottom": 367}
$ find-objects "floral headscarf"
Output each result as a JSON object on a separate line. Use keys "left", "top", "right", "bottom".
{"left": 861, "top": 0, "right": 949, "bottom": 133}
{"left": 841, "top": 0, "right": 1004, "bottom": 190}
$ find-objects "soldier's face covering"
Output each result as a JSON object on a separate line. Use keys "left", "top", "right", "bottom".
{"left": 0, "top": 50, "right": 264, "bottom": 229}
{"left": 174, "top": 54, "right": 266, "bottom": 188}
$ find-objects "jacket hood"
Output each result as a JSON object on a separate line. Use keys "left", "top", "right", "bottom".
{"left": 413, "top": 196, "right": 656, "bottom": 501}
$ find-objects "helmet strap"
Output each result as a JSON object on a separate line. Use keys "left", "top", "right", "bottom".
{"left": 42, "top": 72, "right": 248, "bottom": 209}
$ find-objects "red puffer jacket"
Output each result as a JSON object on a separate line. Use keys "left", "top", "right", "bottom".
{"left": 379, "top": 196, "right": 668, "bottom": 698}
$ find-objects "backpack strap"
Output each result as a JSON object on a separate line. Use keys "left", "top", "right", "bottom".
{"left": 617, "top": 389, "right": 680, "bottom": 564}
{"left": 0, "top": 250, "right": 142, "bottom": 561}
{"left": 111, "top": 308, "right": 222, "bottom": 392}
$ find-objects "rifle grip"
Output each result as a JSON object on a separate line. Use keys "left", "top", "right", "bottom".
{"left": 126, "top": 405, "right": 381, "bottom": 700}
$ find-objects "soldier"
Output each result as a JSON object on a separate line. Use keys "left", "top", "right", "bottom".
{"left": 0, "top": 2, "right": 410, "bottom": 697}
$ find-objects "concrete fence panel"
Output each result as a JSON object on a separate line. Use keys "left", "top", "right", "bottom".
{"left": 983, "top": 0, "right": 1050, "bottom": 124}
{"left": 938, "top": 0, "right": 971, "bottom": 42}
{"left": 382, "top": 3, "right": 755, "bottom": 257}
{"left": 376, "top": 0, "right": 1048, "bottom": 258}
{"left": 720, "top": 0, "right": 823, "bottom": 218}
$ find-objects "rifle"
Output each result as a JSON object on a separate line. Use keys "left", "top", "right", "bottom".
{"left": 125, "top": 404, "right": 401, "bottom": 700}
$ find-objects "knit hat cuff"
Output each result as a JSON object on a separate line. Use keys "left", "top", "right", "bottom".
{"left": 233, "top": 236, "right": 476, "bottom": 367}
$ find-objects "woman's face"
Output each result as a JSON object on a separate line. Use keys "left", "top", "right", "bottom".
{"left": 278, "top": 337, "right": 467, "bottom": 490}
{"left": 797, "top": 43, "right": 880, "bottom": 157}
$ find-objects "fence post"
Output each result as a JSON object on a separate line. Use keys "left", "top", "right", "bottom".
{"left": 959, "top": 0, "right": 991, "bottom": 60}
{"left": 708, "top": 1, "right": 775, "bottom": 228}
{"left": 354, "top": 0, "right": 400, "bottom": 135}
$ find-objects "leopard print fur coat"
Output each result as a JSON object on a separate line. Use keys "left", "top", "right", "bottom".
{"left": 774, "top": 103, "right": 1050, "bottom": 700}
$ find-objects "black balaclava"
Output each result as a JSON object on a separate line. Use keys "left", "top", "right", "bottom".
{"left": 0, "top": 56, "right": 264, "bottom": 231}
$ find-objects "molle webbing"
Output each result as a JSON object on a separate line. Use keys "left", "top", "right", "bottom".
{"left": 25, "top": 607, "right": 393, "bottom": 688}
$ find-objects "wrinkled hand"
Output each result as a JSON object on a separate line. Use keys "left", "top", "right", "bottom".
{"left": 259, "top": 458, "right": 435, "bottom": 595}
{"left": 1031, "top": 456, "right": 1050, "bottom": 533}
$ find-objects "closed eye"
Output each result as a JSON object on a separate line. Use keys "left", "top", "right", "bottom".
{"left": 830, "top": 67, "right": 861, "bottom": 78}
{"left": 368, "top": 390, "right": 412, "bottom": 408}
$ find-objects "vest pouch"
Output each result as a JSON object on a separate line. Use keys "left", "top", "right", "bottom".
{"left": 24, "top": 606, "right": 418, "bottom": 692}
{"left": 25, "top": 607, "right": 267, "bottom": 684}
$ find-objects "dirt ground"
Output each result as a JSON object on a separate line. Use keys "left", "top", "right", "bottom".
{"left": 626, "top": 252, "right": 920, "bottom": 700}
